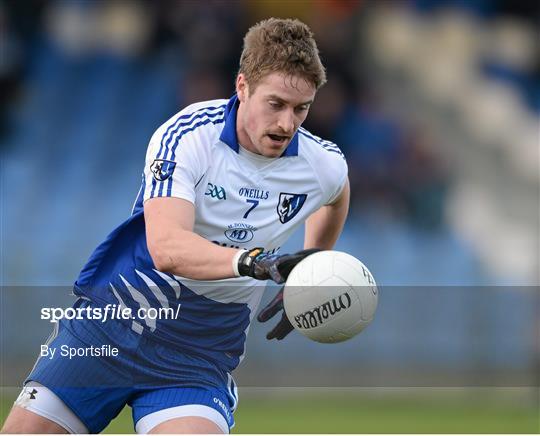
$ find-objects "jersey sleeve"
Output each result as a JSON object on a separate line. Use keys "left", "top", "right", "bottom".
{"left": 142, "top": 113, "right": 211, "bottom": 205}
{"left": 319, "top": 149, "right": 348, "bottom": 206}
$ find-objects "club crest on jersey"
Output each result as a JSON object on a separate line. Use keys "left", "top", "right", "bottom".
{"left": 151, "top": 159, "right": 176, "bottom": 182}
{"left": 277, "top": 193, "right": 307, "bottom": 224}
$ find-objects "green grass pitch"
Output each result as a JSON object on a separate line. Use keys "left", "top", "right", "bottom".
{"left": 1, "top": 389, "right": 538, "bottom": 433}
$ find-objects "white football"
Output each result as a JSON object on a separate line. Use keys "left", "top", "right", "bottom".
{"left": 283, "top": 250, "right": 378, "bottom": 343}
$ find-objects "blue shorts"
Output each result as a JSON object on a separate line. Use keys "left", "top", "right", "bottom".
{"left": 26, "top": 300, "right": 237, "bottom": 433}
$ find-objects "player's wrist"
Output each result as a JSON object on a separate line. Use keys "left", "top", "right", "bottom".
{"left": 232, "top": 249, "right": 248, "bottom": 277}
{"left": 237, "top": 247, "right": 265, "bottom": 278}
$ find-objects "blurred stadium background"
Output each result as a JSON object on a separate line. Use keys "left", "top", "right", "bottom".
{"left": 1, "top": 0, "right": 538, "bottom": 433}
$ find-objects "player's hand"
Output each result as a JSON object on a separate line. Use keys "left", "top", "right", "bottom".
{"left": 237, "top": 248, "right": 320, "bottom": 284}
{"left": 257, "top": 286, "right": 294, "bottom": 340}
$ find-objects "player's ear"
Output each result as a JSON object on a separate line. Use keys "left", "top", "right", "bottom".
{"left": 236, "top": 74, "right": 248, "bottom": 102}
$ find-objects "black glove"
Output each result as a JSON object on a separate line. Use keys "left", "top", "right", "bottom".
{"left": 257, "top": 286, "right": 294, "bottom": 340}
{"left": 238, "top": 248, "right": 320, "bottom": 284}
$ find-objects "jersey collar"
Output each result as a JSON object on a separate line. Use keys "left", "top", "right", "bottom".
{"left": 219, "top": 95, "right": 299, "bottom": 157}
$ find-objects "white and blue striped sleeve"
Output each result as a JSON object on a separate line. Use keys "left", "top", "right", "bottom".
{"left": 142, "top": 104, "right": 226, "bottom": 204}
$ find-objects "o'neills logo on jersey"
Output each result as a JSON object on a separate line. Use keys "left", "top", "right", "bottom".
{"left": 239, "top": 187, "right": 270, "bottom": 200}
{"left": 151, "top": 159, "right": 176, "bottom": 181}
{"left": 293, "top": 292, "right": 352, "bottom": 329}
{"left": 224, "top": 223, "right": 257, "bottom": 243}
{"left": 277, "top": 193, "right": 307, "bottom": 223}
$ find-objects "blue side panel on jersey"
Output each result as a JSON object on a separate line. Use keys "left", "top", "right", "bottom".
{"left": 74, "top": 211, "right": 250, "bottom": 371}
{"left": 132, "top": 173, "right": 145, "bottom": 215}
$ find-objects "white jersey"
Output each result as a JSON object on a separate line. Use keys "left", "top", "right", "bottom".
{"left": 143, "top": 96, "right": 346, "bottom": 302}
{"left": 75, "top": 95, "right": 347, "bottom": 371}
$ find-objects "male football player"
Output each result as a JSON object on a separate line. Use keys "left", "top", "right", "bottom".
{"left": 2, "top": 18, "right": 349, "bottom": 434}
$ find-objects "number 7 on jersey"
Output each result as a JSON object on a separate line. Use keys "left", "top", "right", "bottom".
{"left": 243, "top": 199, "right": 259, "bottom": 219}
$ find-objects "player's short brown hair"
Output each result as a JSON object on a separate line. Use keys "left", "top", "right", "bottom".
{"left": 239, "top": 18, "right": 327, "bottom": 91}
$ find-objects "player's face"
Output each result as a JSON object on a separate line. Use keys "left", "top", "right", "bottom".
{"left": 236, "top": 72, "right": 316, "bottom": 158}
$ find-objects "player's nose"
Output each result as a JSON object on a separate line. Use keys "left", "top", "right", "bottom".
{"left": 277, "top": 110, "right": 295, "bottom": 135}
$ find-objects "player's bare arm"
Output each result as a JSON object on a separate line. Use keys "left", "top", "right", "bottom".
{"left": 145, "top": 196, "right": 318, "bottom": 284}
{"left": 145, "top": 196, "right": 239, "bottom": 280}
{"left": 304, "top": 177, "right": 350, "bottom": 250}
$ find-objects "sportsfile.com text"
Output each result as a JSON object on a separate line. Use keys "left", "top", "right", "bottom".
{"left": 40, "top": 304, "right": 181, "bottom": 323}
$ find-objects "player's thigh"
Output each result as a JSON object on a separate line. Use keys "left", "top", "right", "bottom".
{"left": 1, "top": 406, "right": 68, "bottom": 434}
{"left": 149, "top": 416, "right": 224, "bottom": 434}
